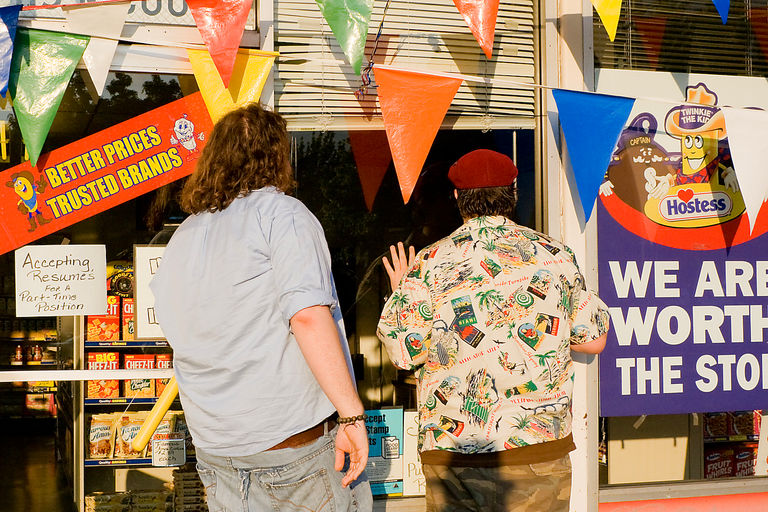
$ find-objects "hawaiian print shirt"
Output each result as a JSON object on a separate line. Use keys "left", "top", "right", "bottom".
{"left": 377, "top": 216, "right": 609, "bottom": 455}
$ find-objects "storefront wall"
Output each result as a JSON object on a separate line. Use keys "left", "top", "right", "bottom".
{"left": 580, "top": 0, "right": 768, "bottom": 509}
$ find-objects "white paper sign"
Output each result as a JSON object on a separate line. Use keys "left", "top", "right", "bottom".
{"left": 402, "top": 410, "right": 426, "bottom": 496}
{"left": 151, "top": 433, "right": 186, "bottom": 467}
{"left": 134, "top": 245, "right": 165, "bottom": 339}
{"left": 15, "top": 245, "right": 106, "bottom": 317}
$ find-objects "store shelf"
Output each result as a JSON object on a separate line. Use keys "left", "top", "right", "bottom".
{"left": 85, "top": 458, "right": 153, "bottom": 467}
{"left": 84, "top": 397, "right": 166, "bottom": 405}
{"left": 84, "top": 340, "right": 168, "bottom": 348}
{"left": 704, "top": 435, "right": 759, "bottom": 443}
{"left": 0, "top": 361, "right": 57, "bottom": 370}
{"left": 85, "top": 457, "right": 195, "bottom": 467}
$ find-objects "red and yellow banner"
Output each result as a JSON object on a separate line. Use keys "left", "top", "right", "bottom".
{"left": 0, "top": 92, "right": 213, "bottom": 255}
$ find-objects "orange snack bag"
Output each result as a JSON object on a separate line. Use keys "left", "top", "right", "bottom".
{"left": 87, "top": 352, "right": 120, "bottom": 398}
{"left": 113, "top": 412, "right": 146, "bottom": 458}
{"left": 86, "top": 296, "right": 120, "bottom": 341}
{"left": 89, "top": 413, "right": 116, "bottom": 459}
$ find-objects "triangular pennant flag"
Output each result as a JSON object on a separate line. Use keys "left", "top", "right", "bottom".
{"left": 374, "top": 67, "right": 462, "bottom": 203}
{"left": 0, "top": 5, "right": 20, "bottom": 97}
{"left": 315, "top": 0, "right": 372, "bottom": 75}
{"left": 9, "top": 28, "right": 89, "bottom": 167}
{"left": 591, "top": 0, "right": 623, "bottom": 42}
{"left": 712, "top": 0, "right": 730, "bottom": 24}
{"left": 63, "top": 1, "right": 130, "bottom": 97}
{"left": 349, "top": 130, "right": 391, "bottom": 211}
{"left": 722, "top": 106, "right": 768, "bottom": 232}
{"left": 452, "top": 0, "right": 500, "bottom": 59}
{"left": 634, "top": 16, "right": 666, "bottom": 69}
{"left": 552, "top": 89, "right": 635, "bottom": 219}
{"left": 186, "top": 0, "right": 252, "bottom": 88}
{"left": 749, "top": 7, "right": 768, "bottom": 63}
{"left": 187, "top": 48, "right": 276, "bottom": 123}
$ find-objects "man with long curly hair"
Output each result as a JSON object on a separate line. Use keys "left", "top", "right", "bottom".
{"left": 150, "top": 103, "right": 372, "bottom": 511}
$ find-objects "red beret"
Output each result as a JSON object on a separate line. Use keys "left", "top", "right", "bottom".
{"left": 448, "top": 149, "right": 518, "bottom": 189}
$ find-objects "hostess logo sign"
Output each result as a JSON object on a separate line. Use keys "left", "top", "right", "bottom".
{"left": 659, "top": 188, "right": 732, "bottom": 222}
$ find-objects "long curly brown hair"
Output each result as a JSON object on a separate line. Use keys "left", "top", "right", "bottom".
{"left": 180, "top": 103, "right": 294, "bottom": 214}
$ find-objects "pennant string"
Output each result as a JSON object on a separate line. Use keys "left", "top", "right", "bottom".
{"left": 356, "top": 0, "right": 392, "bottom": 100}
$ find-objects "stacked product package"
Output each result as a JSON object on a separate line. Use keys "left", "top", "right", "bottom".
{"left": 173, "top": 464, "right": 208, "bottom": 511}
{"left": 84, "top": 489, "right": 172, "bottom": 512}
{"left": 88, "top": 411, "right": 190, "bottom": 461}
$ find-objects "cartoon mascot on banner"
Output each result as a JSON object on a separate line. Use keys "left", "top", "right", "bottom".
{"left": 600, "top": 83, "right": 744, "bottom": 228}
{"left": 6, "top": 170, "right": 52, "bottom": 232}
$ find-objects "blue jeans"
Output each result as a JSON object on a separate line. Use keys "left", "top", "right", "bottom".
{"left": 195, "top": 425, "right": 373, "bottom": 512}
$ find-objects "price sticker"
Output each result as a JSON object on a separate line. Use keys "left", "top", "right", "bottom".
{"left": 151, "top": 433, "right": 186, "bottom": 467}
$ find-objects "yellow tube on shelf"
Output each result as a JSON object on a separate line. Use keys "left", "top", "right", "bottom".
{"left": 132, "top": 377, "right": 179, "bottom": 452}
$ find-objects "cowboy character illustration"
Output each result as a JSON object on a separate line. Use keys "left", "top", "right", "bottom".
{"left": 656, "top": 83, "right": 739, "bottom": 195}
{"left": 170, "top": 114, "right": 205, "bottom": 159}
{"left": 6, "top": 170, "right": 51, "bottom": 232}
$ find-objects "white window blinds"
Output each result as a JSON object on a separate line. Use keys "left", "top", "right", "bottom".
{"left": 274, "top": 0, "right": 537, "bottom": 130}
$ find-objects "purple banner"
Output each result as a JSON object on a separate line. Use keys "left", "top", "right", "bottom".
{"left": 597, "top": 82, "right": 768, "bottom": 416}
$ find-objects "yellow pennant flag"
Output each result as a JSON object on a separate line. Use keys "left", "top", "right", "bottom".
{"left": 592, "top": 0, "right": 623, "bottom": 41}
{"left": 187, "top": 48, "right": 278, "bottom": 123}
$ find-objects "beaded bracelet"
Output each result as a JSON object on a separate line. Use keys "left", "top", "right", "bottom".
{"left": 337, "top": 414, "right": 368, "bottom": 424}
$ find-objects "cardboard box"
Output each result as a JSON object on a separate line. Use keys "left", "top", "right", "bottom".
{"left": 87, "top": 352, "right": 120, "bottom": 398}
{"left": 124, "top": 354, "right": 155, "bottom": 398}
{"left": 86, "top": 296, "right": 120, "bottom": 341}
{"left": 155, "top": 353, "right": 172, "bottom": 397}
{"left": 704, "top": 446, "right": 734, "bottom": 479}
{"left": 733, "top": 443, "right": 758, "bottom": 477}
{"left": 121, "top": 298, "right": 135, "bottom": 341}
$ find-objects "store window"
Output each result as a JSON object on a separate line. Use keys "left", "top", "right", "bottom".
{"left": 0, "top": 70, "right": 198, "bottom": 510}
{"left": 593, "top": 0, "right": 768, "bottom": 493}
{"left": 594, "top": 0, "right": 768, "bottom": 76}
{"left": 291, "top": 128, "right": 536, "bottom": 408}
{"left": 0, "top": 61, "right": 538, "bottom": 507}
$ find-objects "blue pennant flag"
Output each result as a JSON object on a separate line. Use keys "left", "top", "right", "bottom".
{"left": 0, "top": 4, "right": 21, "bottom": 97}
{"left": 712, "top": 0, "right": 729, "bottom": 24}
{"left": 552, "top": 88, "right": 635, "bottom": 220}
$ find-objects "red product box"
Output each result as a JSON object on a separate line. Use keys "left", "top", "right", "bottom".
{"left": 86, "top": 296, "right": 120, "bottom": 341}
{"left": 155, "top": 353, "right": 172, "bottom": 397}
{"left": 733, "top": 443, "right": 758, "bottom": 477}
{"left": 123, "top": 354, "right": 155, "bottom": 398}
{"left": 704, "top": 446, "right": 734, "bottom": 479}
{"left": 87, "top": 352, "right": 120, "bottom": 398}
{"left": 121, "top": 298, "right": 135, "bottom": 342}
{"left": 728, "top": 410, "right": 761, "bottom": 437}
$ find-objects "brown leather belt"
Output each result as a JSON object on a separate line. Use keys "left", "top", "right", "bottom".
{"left": 267, "top": 416, "right": 337, "bottom": 451}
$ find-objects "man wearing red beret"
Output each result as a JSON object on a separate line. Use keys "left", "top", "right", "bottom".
{"left": 377, "top": 149, "right": 610, "bottom": 511}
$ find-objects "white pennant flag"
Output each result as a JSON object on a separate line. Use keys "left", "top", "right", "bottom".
{"left": 722, "top": 106, "right": 768, "bottom": 232}
{"left": 63, "top": 1, "right": 131, "bottom": 97}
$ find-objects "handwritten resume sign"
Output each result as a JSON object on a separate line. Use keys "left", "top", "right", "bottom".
{"left": 15, "top": 245, "right": 107, "bottom": 316}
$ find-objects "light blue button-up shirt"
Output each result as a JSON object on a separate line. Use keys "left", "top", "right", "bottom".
{"left": 150, "top": 187, "right": 353, "bottom": 456}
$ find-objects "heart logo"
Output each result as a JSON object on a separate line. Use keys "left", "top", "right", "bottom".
{"left": 677, "top": 189, "right": 694, "bottom": 203}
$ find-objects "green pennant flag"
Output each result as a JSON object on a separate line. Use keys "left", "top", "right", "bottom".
{"left": 9, "top": 28, "right": 89, "bottom": 167}
{"left": 315, "top": 0, "right": 372, "bottom": 75}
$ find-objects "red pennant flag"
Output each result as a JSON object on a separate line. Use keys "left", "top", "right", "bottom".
{"left": 634, "top": 16, "right": 666, "bottom": 69}
{"left": 750, "top": 8, "right": 768, "bottom": 65}
{"left": 452, "top": 0, "right": 500, "bottom": 59}
{"left": 374, "top": 67, "right": 462, "bottom": 203}
{"left": 186, "top": 0, "right": 251, "bottom": 88}
{"left": 349, "top": 130, "right": 391, "bottom": 211}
